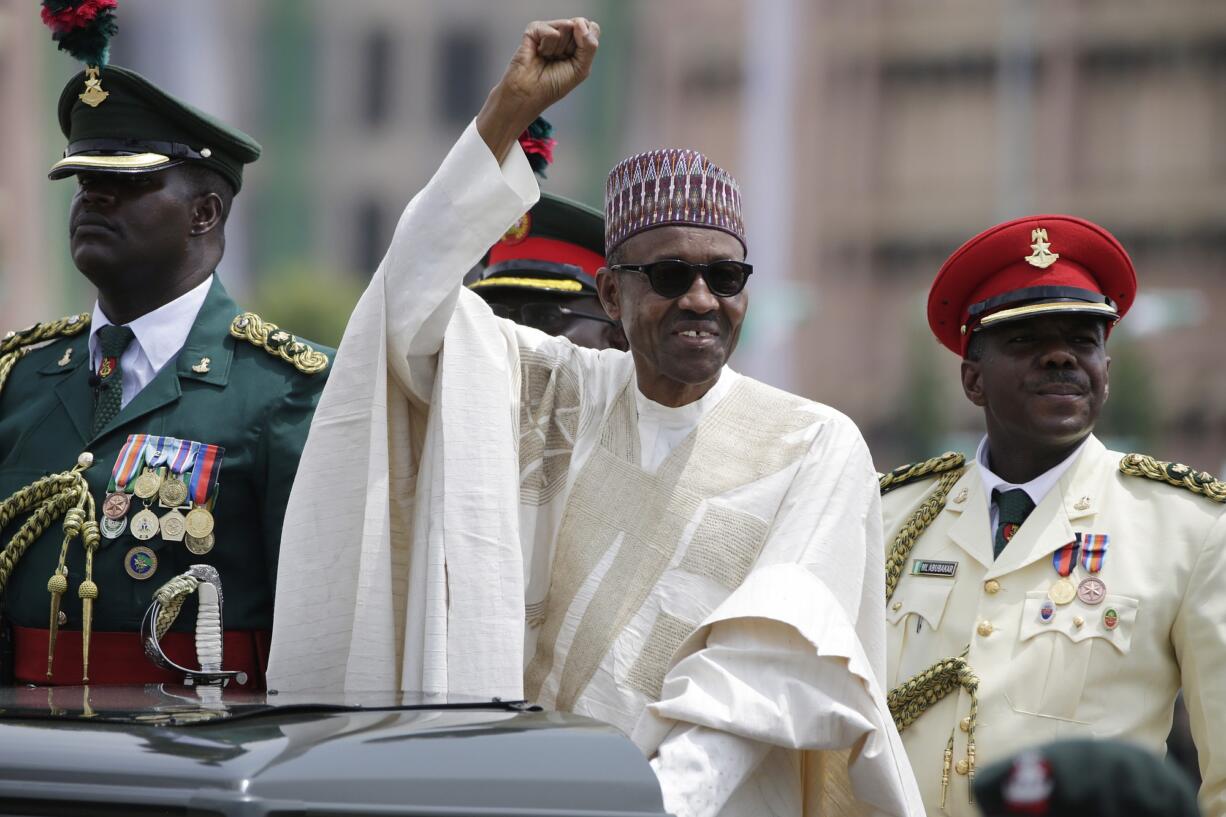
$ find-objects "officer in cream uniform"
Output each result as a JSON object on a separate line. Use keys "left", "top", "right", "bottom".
{"left": 881, "top": 215, "right": 1226, "bottom": 817}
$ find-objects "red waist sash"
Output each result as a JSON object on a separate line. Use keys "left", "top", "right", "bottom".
{"left": 12, "top": 625, "right": 269, "bottom": 688}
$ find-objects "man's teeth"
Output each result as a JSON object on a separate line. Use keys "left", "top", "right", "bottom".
{"left": 679, "top": 330, "right": 714, "bottom": 337}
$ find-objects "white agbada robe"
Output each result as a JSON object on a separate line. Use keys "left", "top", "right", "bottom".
{"left": 268, "top": 122, "right": 922, "bottom": 817}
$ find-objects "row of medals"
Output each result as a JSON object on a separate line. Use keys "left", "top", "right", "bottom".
{"left": 1043, "top": 571, "right": 1112, "bottom": 628}
{"left": 100, "top": 467, "right": 215, "bottom": 555}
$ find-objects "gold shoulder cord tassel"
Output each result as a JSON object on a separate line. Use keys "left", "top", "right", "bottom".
{"left": 0, "top": 453, "right": 96, "bottom": 682}
{"left": 887, "top": 649, "right": 980, "bottom": 806}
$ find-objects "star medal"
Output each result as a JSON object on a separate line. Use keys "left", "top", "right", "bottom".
{"left": 160, "top": 508, "right": 187, "bottom": 542}
{"left": 1077, "top": 576, "right": 1106, "bottom": 606}
{"left": 184, "top": 443, "right": 224, "bottom": 541}
{"left": 124, "top": 546, "right": 158, "bottom": 581}
{"left": 130, "top": 508, "right": 160, "bottom": 541}
{"left": 101, "top": 515, "right": 128, "bottom": 540}
{"left": 185, "top": 532, "right": 215, "bottom": 555}
{"left": 102, "top": 492, "right": 130, "bottom": 520}
{"left": 105, "top": 434, "right": 150, "bottom": 523}
{"left": 1049, "top": 540, "right": 1080, "bottom": 605}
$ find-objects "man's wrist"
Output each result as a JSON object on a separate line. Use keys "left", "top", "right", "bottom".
{"left": 475, "top": 87, "right": 539, "bottom": 164}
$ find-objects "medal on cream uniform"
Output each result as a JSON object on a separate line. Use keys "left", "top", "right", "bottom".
{"left": 1049, "top": 541, "right": 1078, "bottom": 605}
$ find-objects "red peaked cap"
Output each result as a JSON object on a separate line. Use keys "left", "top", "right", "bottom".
{"left": 928, "top": 214, "right": 1137, "bottom": 356}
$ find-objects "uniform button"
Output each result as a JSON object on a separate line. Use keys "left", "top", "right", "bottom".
{"left": 959, "top": 716, "right": 971, "bottom": 732}
{"left": 956, "top": 760, "right": 970, "bottom": 775}
{"left": 77, "top": 451, "right": 95, "bottom": 469}
{"left": 984, "top": 579, "right": 1001, "bottom": 595}
{"left": 891, "top": 602, "right": 902, "bottom": 612}
{"left": 977, "top": 620, "right": 993, "bottom": 637}
{"left": 1074, "top": 616, "right": 1085, "bottom": 628}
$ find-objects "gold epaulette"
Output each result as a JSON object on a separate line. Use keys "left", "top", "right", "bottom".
{"left": 1119, "top": 454, "right": 1226, "bottom": 503}
{"left": 229, "top": 313, "right": 329, "bottom": 375}
{"left": 0, "top": 313, "right": 90, "bottom": 356}
{"left": 0, "top": 314, "right": 91, "bottom": 398}
{"left": 880, "top": 452, "right": 965, "bottom": 494}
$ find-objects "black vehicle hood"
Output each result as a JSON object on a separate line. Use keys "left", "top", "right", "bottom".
{"left": 0, "top": 686, "right": 668, "bottom": 816}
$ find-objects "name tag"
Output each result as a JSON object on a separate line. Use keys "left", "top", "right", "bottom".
{"left": 911, "top": 559, "right": 958, "bottom": 578}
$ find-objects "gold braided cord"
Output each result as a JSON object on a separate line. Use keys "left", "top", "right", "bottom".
{"left": 885, "top": 467, "right": 965, "bottom": 601}
{"left": 229, "top": 312, "right": 329, "bottom": 374}
{"left": 0, "top": 488, "right": 80, "bottom": 593}
{"left": 0, "top": 313, "right": 89, "bottom": 355}
{"left": 888, "top": 650, "right": 980, "bottom": 806}
{"left": 1119, "top": 453, "right": 1226, "bottom": 503}
{"left": 879, "top": 452, "right": 965, "bottom": 495}
{"left": 152, "top": 574, "right": 201, "bottom": 639}
{"left": 0, "top": 348, "right": 31, "bottom": 397}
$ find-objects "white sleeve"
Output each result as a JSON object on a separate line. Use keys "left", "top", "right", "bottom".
{"left": 377, "top": 118, "right": 539, "bottom": 401}
{"left": 651, "top": 724, "right": 770, "bottom": 817}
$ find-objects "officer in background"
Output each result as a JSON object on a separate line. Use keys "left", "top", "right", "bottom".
{"left": 467, "top": 194, "right": 626, "bottom": 351}
{"left": 0, "top": 64, "right": 331, "bottom": 687}
{"left": 879, "top": 215, "right": 1226, "bottom": 816}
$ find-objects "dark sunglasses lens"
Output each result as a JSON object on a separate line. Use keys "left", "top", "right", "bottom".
{"left": 647, "top": 261, "right": 697, "bottom": 298}
{"left": 706, "top": 262, "right": 747, "bottom": 296}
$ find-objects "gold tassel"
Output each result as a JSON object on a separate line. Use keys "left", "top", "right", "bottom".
{"left": 941, "top": 730, "right": 955, "bottom": 810}
{"left": 46, "top": 504, "right": 85, "bottom": 679}
{"left": 78, "top": 501, "right": 100, "bottom": 682}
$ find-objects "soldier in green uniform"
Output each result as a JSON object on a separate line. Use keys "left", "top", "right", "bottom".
{"left": 0, "top": 64, "right": 331, "bottom": 688}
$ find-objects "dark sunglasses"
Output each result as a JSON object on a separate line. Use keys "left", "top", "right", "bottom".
{"left": 610, "top": 259, "right": 753, "bottom": 299}
{"left": 489, "top": 302, "right": 618, "bottom": 332}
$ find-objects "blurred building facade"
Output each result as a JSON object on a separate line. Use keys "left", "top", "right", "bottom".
{"left": 1, "top": 0, "right": 1223, "bottom": 471}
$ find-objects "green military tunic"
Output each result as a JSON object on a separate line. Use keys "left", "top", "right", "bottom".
{"left": 0, "top": 276, "right": 330, "bottom": 677}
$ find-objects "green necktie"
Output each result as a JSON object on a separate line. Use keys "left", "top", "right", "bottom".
{"left": 92, "top": 324, "right": 135, "bottom": 437}
{"left": 992, "top": 487, "right": 1035, "bottom": 558}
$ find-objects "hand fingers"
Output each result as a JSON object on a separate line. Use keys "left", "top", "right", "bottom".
{"left": 572, "top": 17, "right": 600, "bottom": 72}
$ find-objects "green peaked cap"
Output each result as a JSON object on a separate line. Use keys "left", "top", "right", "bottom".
{"left": 51, "top": 65, "right": 261, "bottom": 192}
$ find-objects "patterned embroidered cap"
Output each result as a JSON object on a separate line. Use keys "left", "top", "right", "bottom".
{"left": 604, "top": 149, "right": 746, "bottom": 255}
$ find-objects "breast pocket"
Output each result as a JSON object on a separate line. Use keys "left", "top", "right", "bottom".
{"left": 1005, "top": 590, "right": 1138, "bottom": 723}
{"left": 888, "top": 578, "right": 956, "bottom": 687}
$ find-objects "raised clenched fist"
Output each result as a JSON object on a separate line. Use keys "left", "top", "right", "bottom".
{"left": 476, "top": 17, "right": 600, "bottom": 162}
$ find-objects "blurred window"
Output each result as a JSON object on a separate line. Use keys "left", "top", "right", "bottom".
{"left": 439, "top": 27, "right": 488, "bottom": 126}
{"left": 354, "top": 196, "right": 390, "bottom": 276}
{"left": 362, "top": 27, "right": 395, "bottom": 128}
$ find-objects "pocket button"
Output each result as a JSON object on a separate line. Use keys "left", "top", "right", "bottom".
{"left": 984, "top": 579, "right": 1001, "bottom": 595}
{"left": 977, "top": 620, "right": 994, "bottom": 637}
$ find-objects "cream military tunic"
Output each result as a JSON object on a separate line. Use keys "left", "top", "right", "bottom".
{"left": 883, "top": 435, "right": 1226, "bottom": 817}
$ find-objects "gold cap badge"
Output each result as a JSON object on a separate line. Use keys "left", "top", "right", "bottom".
{"left": 1024, "top": 228, "right": 1059, "bottom": 269}
{"left": 79, "top": 66, "right": 109, "bottom": 108}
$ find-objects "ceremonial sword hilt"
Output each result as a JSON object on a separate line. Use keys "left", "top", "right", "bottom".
{"left": 140, "top": 564, "right": 248, "bottom": 687}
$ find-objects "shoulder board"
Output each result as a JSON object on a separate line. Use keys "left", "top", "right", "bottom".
{"left": 229, "top": 312, "right": 329, "bottom": 375}
{"left": 1119, "top": 453, "right": 1226, "bottom": 503}
{"left": 880, "top": 451, "right": 966, "bottom": 494}
{"left": 0, "top": 313, "right": 90, "bottom": 356}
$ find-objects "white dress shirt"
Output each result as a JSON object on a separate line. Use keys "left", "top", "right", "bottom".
{"left": 634, "top": 368, "right": 740, "bottom": 473}
{"left": 89, "top": 276, "right": 212, "bottom": 408}
{"left": 975, "top": 434, "right": 1090, "bottom": 538}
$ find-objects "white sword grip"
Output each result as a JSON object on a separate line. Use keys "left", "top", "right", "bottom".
{"left": 195, "top": 582, "right": 223, "bottom": 671}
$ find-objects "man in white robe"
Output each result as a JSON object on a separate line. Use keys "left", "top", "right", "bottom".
{"left": 267, "top": 18, "right": 922, "bottom": 817}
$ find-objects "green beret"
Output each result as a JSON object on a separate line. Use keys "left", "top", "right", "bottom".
{"left": 973, "top": 739, "right": 1199, "bottom": 817}
{"left": 49, "top": 65, "right": 261, "bottom": 193}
